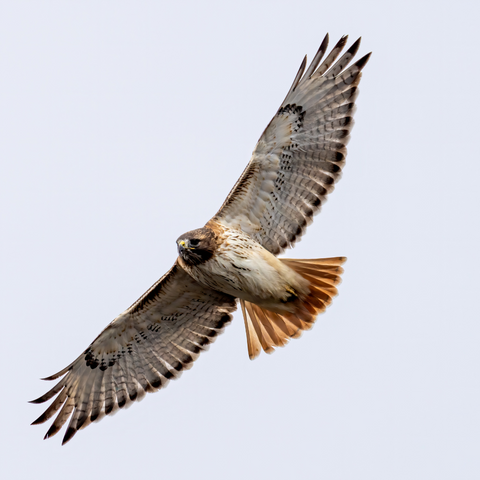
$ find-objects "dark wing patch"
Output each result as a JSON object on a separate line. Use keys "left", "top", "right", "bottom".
{"left": 30, "top": 263, "right": 236, "bottom": 444}
{"left": 212, "top": 34, "right": 371, "bottom": 255}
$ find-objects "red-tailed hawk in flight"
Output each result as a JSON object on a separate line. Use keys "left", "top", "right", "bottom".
{"left": 31, "top": 34, "right": 370, "bottom": 444}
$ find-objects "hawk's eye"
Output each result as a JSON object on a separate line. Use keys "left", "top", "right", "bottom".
{"left": 189, "top": 239, "right": 200, "bottom": 248}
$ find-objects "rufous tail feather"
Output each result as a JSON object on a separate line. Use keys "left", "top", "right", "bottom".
{"left": 240, "top": 257, "right": 346, "bottom": 360}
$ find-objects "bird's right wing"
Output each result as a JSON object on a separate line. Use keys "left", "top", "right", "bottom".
{"left": 30, "top": 262, "right": 237, "bottom": 444}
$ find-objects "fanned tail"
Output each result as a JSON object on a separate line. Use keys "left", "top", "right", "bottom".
{"left": 241, "top": 257, "right": 346, "bottom": 360}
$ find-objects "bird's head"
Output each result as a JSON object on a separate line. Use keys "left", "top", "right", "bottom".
{"left": 176, "top": 227, "right": 216, "bottom": 266}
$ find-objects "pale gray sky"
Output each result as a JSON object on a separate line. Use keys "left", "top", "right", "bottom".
{"left": 1, "top": 1, "right": 479, "bottom": 479}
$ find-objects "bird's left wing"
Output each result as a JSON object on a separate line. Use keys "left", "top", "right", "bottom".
{"left": 210, "top": 35, "right": 370, "bottom": 255}
{"left": 30, "top": 262, "right": 236, "bottom": 444}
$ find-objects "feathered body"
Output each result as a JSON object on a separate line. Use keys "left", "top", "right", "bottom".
{"left": 177, "top": 224, "right": 310, "bottom": 313}
{"left": 31, "top": 34, "right": 370, "bottom": 444}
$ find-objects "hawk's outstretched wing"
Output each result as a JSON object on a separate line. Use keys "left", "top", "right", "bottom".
{"left": 211, "top": 34, "right": 371, "bottom": 255}
{"left": 31, "top": 263, "right": 236, "bottom": 444}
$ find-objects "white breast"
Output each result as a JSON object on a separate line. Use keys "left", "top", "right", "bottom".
{"left": 186, "top": 227, "right": 309, "bottom": 310}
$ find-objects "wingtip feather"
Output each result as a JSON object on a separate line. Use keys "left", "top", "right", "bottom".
{"left": 355, "top": 52, "right": 372, "bottom": 71}
{"left": 339, "top": 34, "right": 349, "bottom": 46}
{"left": 43, "top": 423, "right": 60, "bottom": 440}
{"left": 40, "top": 362, "right": 73, "bottom": 381}
{"left": 62, "top": 427, "right": 77, "bottom": 445}
{"left": 348, "top": 37, "right": 362, "bottom": 57}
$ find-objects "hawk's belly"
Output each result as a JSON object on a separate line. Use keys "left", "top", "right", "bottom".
{"left": 180, "top": 231, "right": 309, "bottom": 313}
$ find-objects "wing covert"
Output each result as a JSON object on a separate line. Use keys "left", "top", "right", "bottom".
{"left": 30, "top": 263, "right": 237, "bottom": 444}
{"left": 212, "top": 34, "right": 371, "bottom": 255}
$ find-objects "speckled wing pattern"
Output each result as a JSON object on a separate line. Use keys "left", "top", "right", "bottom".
{"left": 212, "top": 35, "right": 371, "bottom": 255}
{"left": 30, "top": 263, "right": 236, "bottom": 444}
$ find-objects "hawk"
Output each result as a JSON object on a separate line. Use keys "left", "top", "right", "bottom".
{"left": 31, "top": 34, "right": 370, "bottom": 444}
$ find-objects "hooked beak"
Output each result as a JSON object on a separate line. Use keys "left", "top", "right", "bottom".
{"left": 177, "top": 240, "right": 186, "bottom": 255}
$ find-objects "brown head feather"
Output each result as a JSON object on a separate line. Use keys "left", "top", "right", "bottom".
{"left": 176, "top": 226, "right": 218, "bottom": 266}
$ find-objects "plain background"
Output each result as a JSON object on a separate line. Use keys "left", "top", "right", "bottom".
{"left": 1, "top": 1, "right": 479, "bottom": 479}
